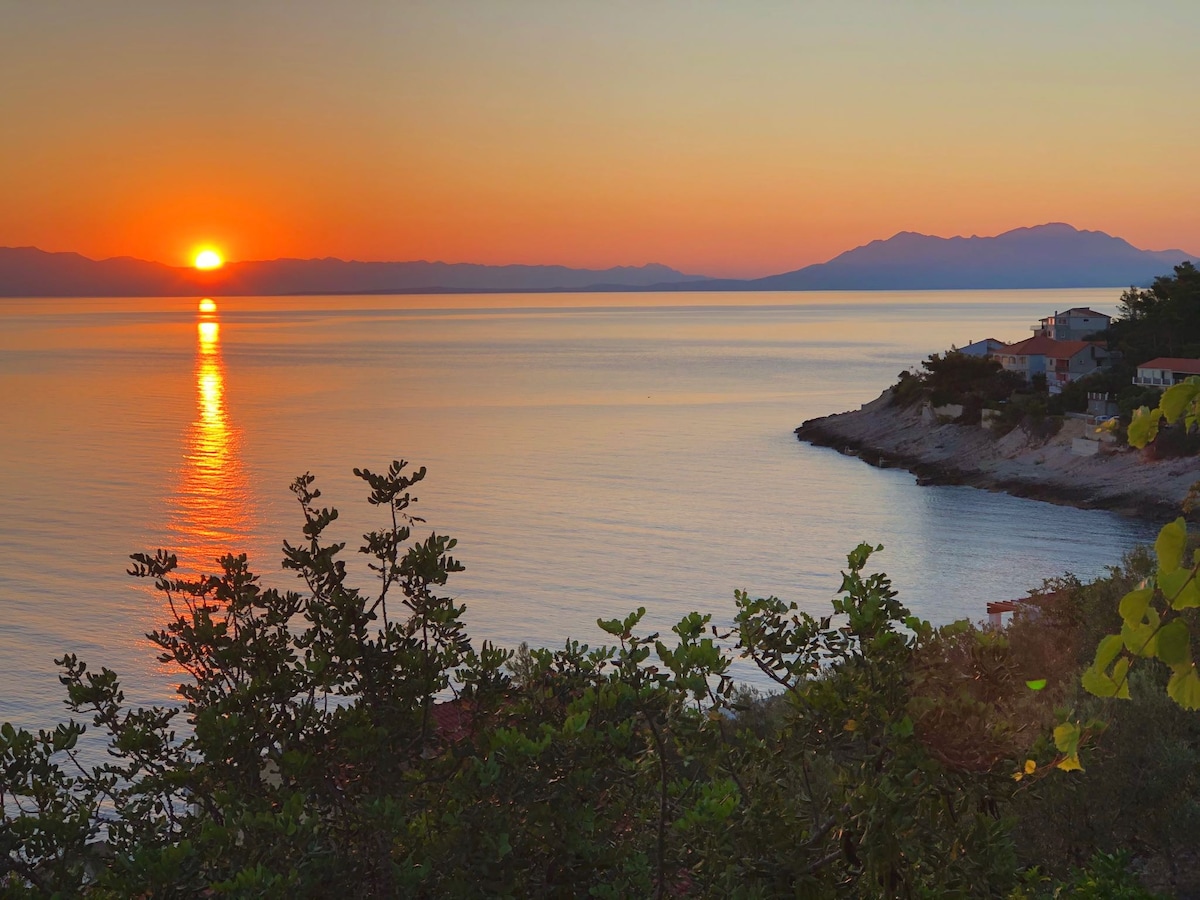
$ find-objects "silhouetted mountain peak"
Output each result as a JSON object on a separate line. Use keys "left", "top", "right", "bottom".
{"left": 751, "top": 223, "right": 1198, "bottom": 291}
{"left": 1018, "top": 222, "right": 1078, "bottom": 234}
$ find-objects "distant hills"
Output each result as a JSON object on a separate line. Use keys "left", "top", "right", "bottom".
{"left": 741, "top": 223, "right": 1197, "bottom": 291}
{"left": 0, "top": 249, "right": 705, "bottom": 297}
{"left": 2, "top": 224, "right": 1196, "bottom": 296}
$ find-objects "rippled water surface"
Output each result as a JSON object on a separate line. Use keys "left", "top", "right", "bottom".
{"left": 0, "top": 289, "right": 1157, "bottom": 726}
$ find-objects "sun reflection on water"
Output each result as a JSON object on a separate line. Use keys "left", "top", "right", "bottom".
{"left": 170, "top": 303, "right": 254, "bottom": 574}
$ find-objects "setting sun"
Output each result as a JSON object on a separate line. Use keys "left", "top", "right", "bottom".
{"left": 194, "top": 249, "right": 223, "bottom": 270}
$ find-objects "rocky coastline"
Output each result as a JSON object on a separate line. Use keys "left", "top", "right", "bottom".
{"left": 795, "top": 391, "right": 1200, "bottom": 521}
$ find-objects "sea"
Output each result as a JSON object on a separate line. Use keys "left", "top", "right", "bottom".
{"left": 0, "top": 289, "right": 1157, "bottom": 730}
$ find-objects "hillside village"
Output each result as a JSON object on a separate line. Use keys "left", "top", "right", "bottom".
{"left": 961, "top": 306, "right": 1200, "bottom": 398}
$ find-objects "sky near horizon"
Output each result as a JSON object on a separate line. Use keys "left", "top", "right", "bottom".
{"left": 2, "top": 1, "right": 1198, "bottom": 278}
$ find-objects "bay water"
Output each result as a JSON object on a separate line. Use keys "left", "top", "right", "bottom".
{"left": 0, "top": 289, "right": 1156, "bottom": 728}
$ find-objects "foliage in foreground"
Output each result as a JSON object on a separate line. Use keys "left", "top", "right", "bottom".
{"left": 0, "top": 462, "right": 1190, "bottom": 897}
{"left": 1077, "top": 379, "right": 1200, "bottom": 712}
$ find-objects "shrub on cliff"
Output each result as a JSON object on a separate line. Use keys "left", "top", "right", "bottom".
{"left": 988, "top": 394, "right": 1064, "bottom": 441}
{"left": 895, "top": 351, "right": 1024, "bottom": 410}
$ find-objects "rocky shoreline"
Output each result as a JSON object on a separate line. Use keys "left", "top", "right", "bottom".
{"left": 795, "top": 391, "right": 1200, "bottom": 521}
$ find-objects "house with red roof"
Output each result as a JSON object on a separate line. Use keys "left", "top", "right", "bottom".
{"left": 1133, "top": 358, "right": 1200, "bottom": 388}
{"left": 994, "top": 336, "right": 1109, "bottom": 391}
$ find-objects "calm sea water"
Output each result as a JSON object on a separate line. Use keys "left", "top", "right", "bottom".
{"left": 0, "top": 289, "right": 1156, "bottom": 728}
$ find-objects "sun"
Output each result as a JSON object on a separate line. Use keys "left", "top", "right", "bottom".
{"left": 194, "top": 249, "right": 224, "bottom": 270}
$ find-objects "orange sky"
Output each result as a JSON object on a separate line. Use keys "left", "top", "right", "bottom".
{"left": 2, "top": 2, "right": 1198, "bottom": 278}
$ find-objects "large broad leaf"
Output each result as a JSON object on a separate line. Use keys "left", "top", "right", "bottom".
{"left": 1127, "top": 406, "right": 1161, "bottom": 448}
{"left": 1122, "top": 607, "right": 1161, "bottom": 658}
{"left": 1056, "top": 754, "right": 1084, "bottom": 772}
{"left": 1082, "top": 666, "right": 1120, "bottom": 698}
{"left": 1085, "top": 664, "right": 1130, "bottom": 699}
{"left": 1156, "top": 518, "right": 1187, "bottom": 575}
{"left": 1172, "top": 578, "right": 1200, "bottom": 611}
{"left": 1158, "top": 568, "right": 1189, "bottom": 595}
{"left": 1118, "top": 588, "right": 1153, "bottom": 625}
{"left": 1111, "top": 658, "right": 1131, "bottom": 699}
{"left": 1160, "top": 381, "right": 1200, "bottom": 423}
{"left": 1053, "top": 722, "right": 1081, "bottom": 756}
{"left": 1156, "top": 620, "right": 1192, "bottom": 667}
{"left": 1167, "top": 665, "right": 1200, "bottom": 710}
{"left": 1093, "top": 634, "right": 1124, "bottom": 670}
{"left": 1053, "top": 722, "right": 1089, "bottom": 772}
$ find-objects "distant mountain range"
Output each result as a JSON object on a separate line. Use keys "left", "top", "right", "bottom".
{"left": 0, "top": 249, "right": 705, "bottom": 297}
{"left": 742, "top": 223, "right": 1197, "bottom": 291}
{"left": 2, "top": 224, "right": 1195, "bottom": 297}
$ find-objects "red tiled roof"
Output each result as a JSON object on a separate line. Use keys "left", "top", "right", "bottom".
{"left": 999, "top": 337, "right": 1097, "bottom": 359}
{"left": 1138, "top": 358, "right": 1200, "bottom": 375}
{"left": 430, "top": 699, "right": 474, "bottom": 743}
{"left": 987, "top": 590, "right": 1069, "bottom": 616}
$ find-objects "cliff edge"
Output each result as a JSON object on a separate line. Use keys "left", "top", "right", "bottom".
{"left": 795, "top": 391, "right": 1200, "bottom": 520}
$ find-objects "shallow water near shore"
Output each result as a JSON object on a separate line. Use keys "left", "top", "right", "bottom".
{"left": 0, "top": 289, "right": 1157, "bottom": 727}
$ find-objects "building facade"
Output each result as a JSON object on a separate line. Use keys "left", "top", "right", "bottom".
{"left": 1133, "top": 358, "right": 1200, "bottom": 387}
{"left": 995, "top": 336, "right": 1108, "bottom": 391}
{"left": 1031, "top": 307, "right": 1111, "bottom": 341}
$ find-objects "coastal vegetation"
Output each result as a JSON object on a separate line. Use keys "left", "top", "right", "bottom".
{"left": 892, "top": 351, "right": 1024, "bottom": 416}
{"left": 1109, "top": 262, "right": 1200, "bottom": 363}
{"left": 3, "top": 461, "right": 1198, "bottom": 897}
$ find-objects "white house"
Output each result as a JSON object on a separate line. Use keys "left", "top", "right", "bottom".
{"left": 1031, "top": 308, "right": 1111, "bottom": 341}
{"left": 1133, "top": 358, "right": 1200, "bottom": 387}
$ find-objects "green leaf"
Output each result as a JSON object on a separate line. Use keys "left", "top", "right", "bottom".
{"left": 1093, "top": 634, "right": 1124, "bottom": 671}
{"left": 1171, "top": 577, "right": 1200, "bottom": 611}
{"left": 1025, "top": 678, "right": 1047, "bottom": 691}
{"left": 1160, "top": 381, "right": 1200, "bottom": 423}
{"left": 1158, "top": 568, "right": 1195, "bottom": 606}
{"left": 1111, "top": 658, "right": 1131, "bottom": 699}
{"left": 1118, "top": 588, "right": 1153, "bottom": 625}
{"left": 1166, "top": 665, "right": 1200, "bottom": 710}
{"left": 1157, "top": 620, "right": 1192, "bottom": 666}
{"left": 1127, "top": 406, "right": 1160, "bottom": 448}
{"left": 1122, "top": 607, "right": 1160, "bottom": 658}
{"left": 1053, "top": 722, "right": 1080, "bottom": 756}
{"left": 1156, "top": 518, "right": 1187, "bottom": 575}
{"left": 597, "top": 617, "right": 623, "bottom": 636}
{"left": 1081, "top": 666, "right": 1118, "bottom": 698}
